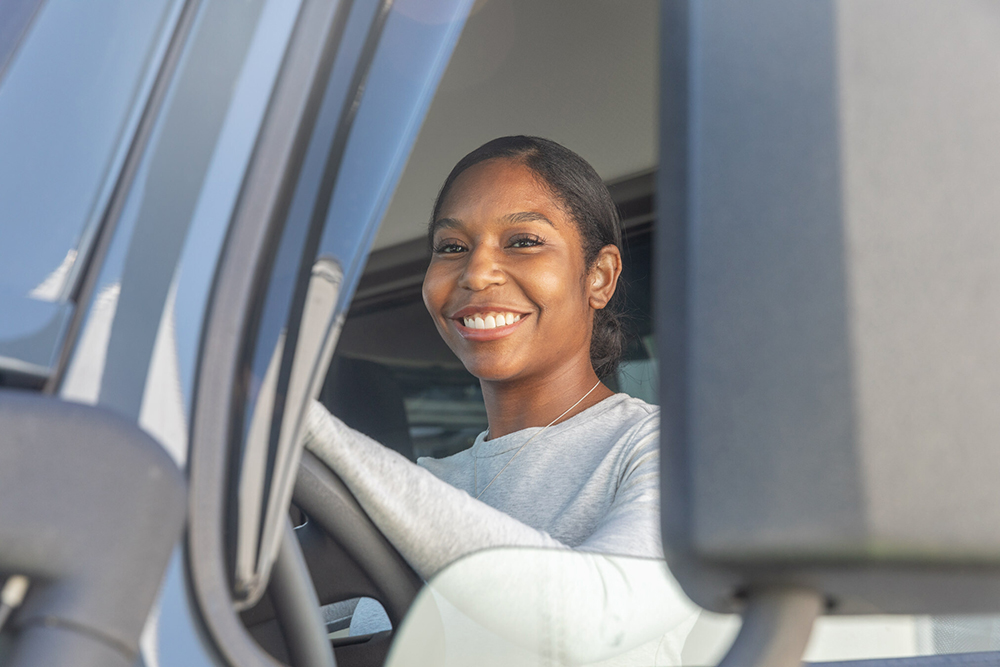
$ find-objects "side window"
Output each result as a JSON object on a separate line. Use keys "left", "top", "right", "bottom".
{"left": 322, "top": 173, "right": 657, "bottom": 462}
{"left": 613, "top": 219, "right": 656, "bottom": 405}
{"left": 0, "top": 0, "right": 184, "bottom": 380}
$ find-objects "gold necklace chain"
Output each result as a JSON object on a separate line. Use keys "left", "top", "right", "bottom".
{"left": 475, "top": 380, "right": 603, "bottom": 500}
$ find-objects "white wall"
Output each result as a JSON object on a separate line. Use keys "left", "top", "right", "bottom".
{"left": 374, "top": 0, "right": 659, "bottom": 250}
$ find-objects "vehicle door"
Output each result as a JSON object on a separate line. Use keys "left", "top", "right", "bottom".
{"left": 0, "top": 0, "right": 474, "bottom": 665}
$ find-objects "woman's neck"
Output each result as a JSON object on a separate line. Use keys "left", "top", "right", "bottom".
{"left": 480, "top": 362, "right": 614, "bottom": 439}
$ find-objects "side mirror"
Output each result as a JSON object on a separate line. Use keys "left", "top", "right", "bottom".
{"left": 658, "top": 1, "right": 1000, "bottom": 663}
{"left": 0, "top": 390, "right": 186, "bottom": 667}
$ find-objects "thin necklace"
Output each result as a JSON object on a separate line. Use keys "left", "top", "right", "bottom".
{"left": 475, "top": 379, "right": 602, "bottom": 500}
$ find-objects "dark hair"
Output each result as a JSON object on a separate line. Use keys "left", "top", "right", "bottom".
{"left": 429, "top": 135, "right": 626, "bottom": 379}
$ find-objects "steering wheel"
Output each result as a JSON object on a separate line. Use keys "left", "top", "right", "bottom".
{"left": 292, "top": 449, "right": 424, "bottom": 630}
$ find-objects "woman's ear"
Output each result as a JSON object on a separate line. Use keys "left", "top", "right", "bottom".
{"left": 588, "top": 244, "right": 622, "bottom": 310}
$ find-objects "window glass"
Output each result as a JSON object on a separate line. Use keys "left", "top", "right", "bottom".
{"left": 320, "top": 355, "right": 485, "bottom": 461}
{"left": 0, "top": 0, "right": 44, "bottom": 78}
{"left": 387, "top": 549, "right": 695, "bottom": 667}
{"left": 232, "top": 0, "right": 474, "bottom": 613}
{"left": 688, "top": 612, "right": 1000, "bottom": 663}
{"left": 923, "top": 616, "right": 1000, "bottom": 654}
{"left": 0, "top": 0, "right": 180, "bottom": 376}
{"left": 385, "top": 547, "right": 1000, "bottom": 666}
{"left": 614, "top": 223, "right": 656, "bottom": 404}
{"left": 0, "top": 0, "right": 177, "bottom": 299}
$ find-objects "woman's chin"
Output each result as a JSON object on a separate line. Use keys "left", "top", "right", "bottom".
{"left": 460, "top": 358, "right": 526, "bottom": 384}
{"left": 465, "top": 367, "right": 513, "bottom": 383}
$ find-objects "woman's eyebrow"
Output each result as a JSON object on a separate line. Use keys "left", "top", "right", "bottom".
{"left": 429, "top": 217, "right": 461, "bottom": 237}
{"left": 502, "top": 211, "right": 556, "bottom": 227}
{"left": 430, "top": 211, "right": 555, "bottom": 236}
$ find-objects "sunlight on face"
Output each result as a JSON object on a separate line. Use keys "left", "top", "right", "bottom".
{"left": 422, "top": 158, "right": 595, "bottom": 383}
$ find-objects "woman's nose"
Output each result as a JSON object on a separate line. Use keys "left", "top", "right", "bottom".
{"left": 458, "top": 246, "right": 505, "bottom": 291}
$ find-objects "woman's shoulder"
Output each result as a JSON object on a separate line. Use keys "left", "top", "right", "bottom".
{"left": 611, "top": 393, "right": 658, "bottom": 419}
{"left": 591, "top": 396, "right": 660, "bottom": 490}
{"left": 583, "top": 393, "right": 659, "bottom": 436}
{"left": 556, "top": 393, "right": 659, "bottom": 462}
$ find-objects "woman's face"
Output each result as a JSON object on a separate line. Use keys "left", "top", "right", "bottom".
{"left": 422, "top": 158, "right": 615, "bottom": 384}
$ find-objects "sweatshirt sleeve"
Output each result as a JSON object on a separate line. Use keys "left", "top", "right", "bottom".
{"left": 302, "top": 399, "right": 566, "bottom": 580}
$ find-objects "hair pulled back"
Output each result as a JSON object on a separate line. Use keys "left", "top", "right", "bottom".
{"left": 430, "top": 135, "right": 626, "bottom": 379}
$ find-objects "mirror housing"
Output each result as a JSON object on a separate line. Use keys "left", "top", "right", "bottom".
{"left": 0, "top": 390, "right": 186, "bottom": 667}
{"left": 659, "top": 0, "right": 1000, "bottom": 617}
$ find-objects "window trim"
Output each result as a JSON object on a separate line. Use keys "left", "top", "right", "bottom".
{"left": 186, "top": 0, "right": 391, "bottom": 663}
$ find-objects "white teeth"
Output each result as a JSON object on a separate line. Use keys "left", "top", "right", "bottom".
{"left": 462, "top": 312, "right": 522, "bottom": 330}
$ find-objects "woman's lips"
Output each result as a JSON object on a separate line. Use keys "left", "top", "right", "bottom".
{"left": 461, "top": 311, "right": 521, "bottom": 329}
{"left": 452, "top": 311, "right": 529, "bottom": 340}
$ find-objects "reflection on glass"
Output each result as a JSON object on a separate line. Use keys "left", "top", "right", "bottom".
{"left": 0, "top": 0, "right": 177, "bottom": 301}
{"left": 0, "top": 0, "right": 182, "bottom": 381}
{"left": 385, "top": 548, "right": 1000, "bottom": 666}
{"left": 927, "top": 615, "right": 1000, "bottom": 653}
{"left": 27, "top": 249, "right": 77, "bottom": 303}
{"left": 387, "top": 549, "right": 700, "bottom": 667}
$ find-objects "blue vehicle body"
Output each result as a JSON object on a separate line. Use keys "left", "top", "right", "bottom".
{"left": 0, "top": 0, "right": 472, "bottom": 664}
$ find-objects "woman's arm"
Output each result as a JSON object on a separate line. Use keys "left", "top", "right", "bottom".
{"left": 303, "top": 399, "right": 567, "bottom": 580}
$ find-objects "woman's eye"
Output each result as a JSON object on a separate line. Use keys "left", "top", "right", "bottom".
{"left": 508, "top": 235, "right": 544, "bottom": 249}
{"left": 433, "top": 241, "right": 467, "bottom": 254}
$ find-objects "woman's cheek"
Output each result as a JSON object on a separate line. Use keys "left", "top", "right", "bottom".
{"left": 421, "top": 265, "right": 449, "bottom": 313}
{"left": 531, "top": 264, "right": 580, "bottom": 308}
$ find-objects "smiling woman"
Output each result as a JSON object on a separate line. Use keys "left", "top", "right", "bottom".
{"left": 304, "top": 136, "right": 669, "bottom": 649}
{"left": 423, "top": 141, "right": 624, "bottom": 435}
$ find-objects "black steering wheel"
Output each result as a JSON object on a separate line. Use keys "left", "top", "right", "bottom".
{"left": 292, "top": 450, "right": 424, "bottom": 632}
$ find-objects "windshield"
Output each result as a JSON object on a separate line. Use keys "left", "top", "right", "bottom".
{"left": 0, "top": 0, "right": 180, "bottom": 378}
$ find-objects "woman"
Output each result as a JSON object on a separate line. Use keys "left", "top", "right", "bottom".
{"left": 305, "top": 137, "right": 681, "bottom": 659}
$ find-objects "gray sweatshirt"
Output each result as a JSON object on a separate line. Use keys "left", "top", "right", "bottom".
{"left": 304, "top": 395, "right": 693, "bottom": 663}
{"left": 303, "top": 393, "right": 662, "bottom": 579}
